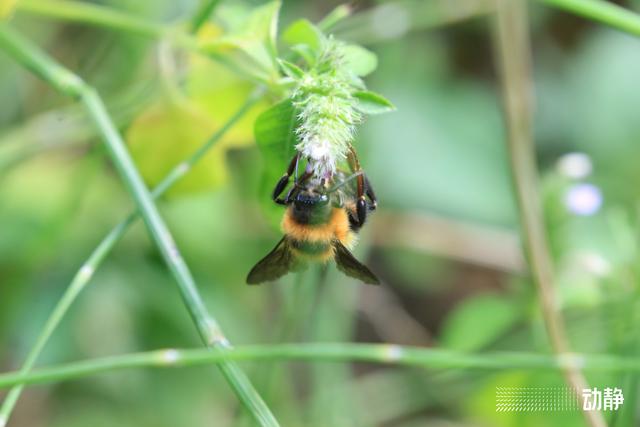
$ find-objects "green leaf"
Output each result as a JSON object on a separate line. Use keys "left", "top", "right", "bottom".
{"left": 281, "top": 18, "right": 324, "bottom": 53}
{"left": 290, "top": 45, "right": 317, "bottom": 66}
{"left": 199, "top": 1, "right": 281, "bottom": 77}
{"left": 127, "top": 98, "right": 226, "bottom": 197}
{"left": 0, "top": 0, "right": 18, "bottom": 20}
{"left": 342, "top": 44, "right": 378, "bottom": 77}
{"left": 186, "top": 51, "right": 267, "bottom": 144}
{"left": 353, "top": 90, "right": 396, "bottom": 115}
{"left": 439, "top": 295, "right": 520, "bottom": 352}
{"left": 254, "top": 100, "right": 299, "bottom": 227}
{"left": 277, "top": 59, "right": 305, "bottom": 79}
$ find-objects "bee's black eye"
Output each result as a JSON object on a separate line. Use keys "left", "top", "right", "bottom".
{"left": 294, "top": 192, "right": 329, "bottom": 206}
{"left": 295, "top": 194, "right": 311, "bottom": 204}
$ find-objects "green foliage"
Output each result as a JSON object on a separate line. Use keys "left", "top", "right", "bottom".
{"left": 198, "top": 1, "right": 281, "bottom": 81}
{"left": 340, "top": 43, "right": 378, "bottom": 76}
{"left": 251, "top": 14, "right": 394, "bottom": 223}
{"left": 0, "top": 0, "right": 17, "bottom": 20}
{"left": 353, "top": 90, "right": 395, "bottom": 115}
{"left": 281, "top": 18, "right": 323, "bottom": 52}
{"left": 440, "top": 294, "right": 521, "bottom": 352}
{"left": 253, "top": 99, "right": 298, "bottom": 226}
{"left": 127, "top": 98, "right": 225, "bottom": 196}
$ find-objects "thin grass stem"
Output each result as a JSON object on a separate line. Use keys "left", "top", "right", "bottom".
{"left": 492, "top": 2, "right": 606, "bottom": 427}
{"left": 17, "top": 0, "right": 170, "bottom": 39}
{"left": 0, "top": 89, "right": 263, "bottom": 422}
{"left": 2, "top": 344, "right": 640, "bottom": 390}
{"left": 0, "top": 25, "right": 278, "bottom": 427}
{"left": 538, "top": 0, "right": 640, "bottom": 37}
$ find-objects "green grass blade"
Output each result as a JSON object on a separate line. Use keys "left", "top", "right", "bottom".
{"left": 539, "top": 0, "right": 640, "bottom": 37}
{"left": 17, "top": 0, "right": 168, "bottom": 38}
{"left": 0, "top": 90, "right": 263, "bottom": 424}
{"left": 2, "top": 344, "right": 640, "bottom": 389}
{"left": 190, "top": 0, "right": 222, "bottom": 34}
{"left": 0, "top": 25, "right": 279, "bottom": 427}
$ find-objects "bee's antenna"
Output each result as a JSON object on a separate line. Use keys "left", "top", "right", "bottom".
{"left": 327, "top": 171, "right": 364, "bottom": 194}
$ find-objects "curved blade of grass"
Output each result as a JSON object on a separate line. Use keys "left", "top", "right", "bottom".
{"left": 16, "top": 0, "right": 170, "bottom": 38}
{"left": 0, "top": 90, "right": 264, "bottom": 425}
{"left": 190, "top": 0, "right": 222, "bottom": 34}
{"left": 2, "top": 344, "right": 640, "bottom": 389}
{"left": 0, "top": 25, "right": 278, "bottom": 427}
{"left": 539, "top": 0, "right": 640, "bottom": 37}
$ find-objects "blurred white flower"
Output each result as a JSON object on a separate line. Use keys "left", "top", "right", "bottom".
{"left": 371, "top": 4, "right": 410, "bottom": 40}
{"left": 556, "top": 152, "right": 592, "bottom": 179}
{"left": 565, "top": 183, "right": 602, "bottom": 216}
{"left": 575, "top": 251, "right": 611, "bottom": 277}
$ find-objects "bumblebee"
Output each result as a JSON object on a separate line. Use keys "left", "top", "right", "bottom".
{"left": 246, "top": 147, "right": 379, "bottom": 285}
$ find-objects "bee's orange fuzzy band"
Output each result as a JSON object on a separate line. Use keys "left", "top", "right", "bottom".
{"left": 291, "top": 246, "right": 334, "bottom": 263}
{"left": 282, "top": 207, "right": 355, "bottom": 248}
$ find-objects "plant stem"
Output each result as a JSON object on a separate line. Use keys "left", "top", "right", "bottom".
{"left": 2, "top": 344, "right": 640, "bottom": 389}
{"left": 492, "top": 2, "right": 606, "bottom": 427}
{"left": 317, "top": 4, "right": 352, "bottom": 32}
{"left": 0, "top": 90, "right": 263, "bottom": 424}
{"left": 333, "top": 0, "right": 494, "bottom": 44}
{"left": 190, "top": 0, "right": 222, "bottom": 34}
{"left": 538, "top": 0, "right": 640, "bottom": 37}
{"left": 0, "top": 25, "right": 278, "bottom": 427}
{"left": 17, "top": 0, "right": 170, "bottom": 38}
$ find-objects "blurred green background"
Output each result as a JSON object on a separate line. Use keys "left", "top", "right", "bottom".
{"left": 2, "top": 0, "right": 640, "bottom": 426}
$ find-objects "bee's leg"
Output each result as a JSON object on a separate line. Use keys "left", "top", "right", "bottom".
{"left": 273, "top": 153, "right": 300, "bottom": 204}
{"left": 364, "top": 175, "right": 378, "bottom": 211}
{"left": 346, "top": 145, "right": 376, "bottom": 227}
{"left": 279, "top": 169, "right": 314, "bottom": 205}
{"left": 347, "top": 209, "right": 363, "bottom": 232}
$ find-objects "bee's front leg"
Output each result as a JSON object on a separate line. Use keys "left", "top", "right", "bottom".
{"left": 347, "top": 145, "right": 377, "bottom": 227}
{"left": 273, "top": 154, "right": 300, "bottom": 204}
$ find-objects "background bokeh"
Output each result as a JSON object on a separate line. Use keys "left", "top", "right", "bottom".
{"left": 2, "top": 0, "right": 640, "bottom": 426}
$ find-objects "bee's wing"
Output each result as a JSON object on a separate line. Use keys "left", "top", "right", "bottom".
{"left": 247, "top": 237, "right": 296, "bottom": 285}
{"left": 332, "top": 240, "right": 380, "bottom": 285}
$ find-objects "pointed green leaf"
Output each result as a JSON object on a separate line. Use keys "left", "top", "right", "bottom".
{"left": 277, "top": 59, "right": 305, "bottom": 79}
{"left": 290, "top": 44, "right": 317, "bottom": 66}
{"left": 353, "top": 90, "right": 396, "bottom": 115}
{"left": 281, "top": 18, "right": 324, "bottom": 53}
{"left": 199, "top": 1, "right": 281, "bottom": 76}
{"left": 342, "top": 44, "right": 378, "bottom": 76}
{"left": 440, "top": 295, "right": 521, "bottom": 352}
{"left": 254, "top": 100, "right": 299, "bottom": 227}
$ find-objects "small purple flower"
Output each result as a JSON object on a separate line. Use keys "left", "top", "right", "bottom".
{"left": 565, "top": 183, "right": 603, "bottom": 216}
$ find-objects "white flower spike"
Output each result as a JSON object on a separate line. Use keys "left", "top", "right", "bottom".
{"left": 292, "top": 39, "right": 361, "bottom": 180}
